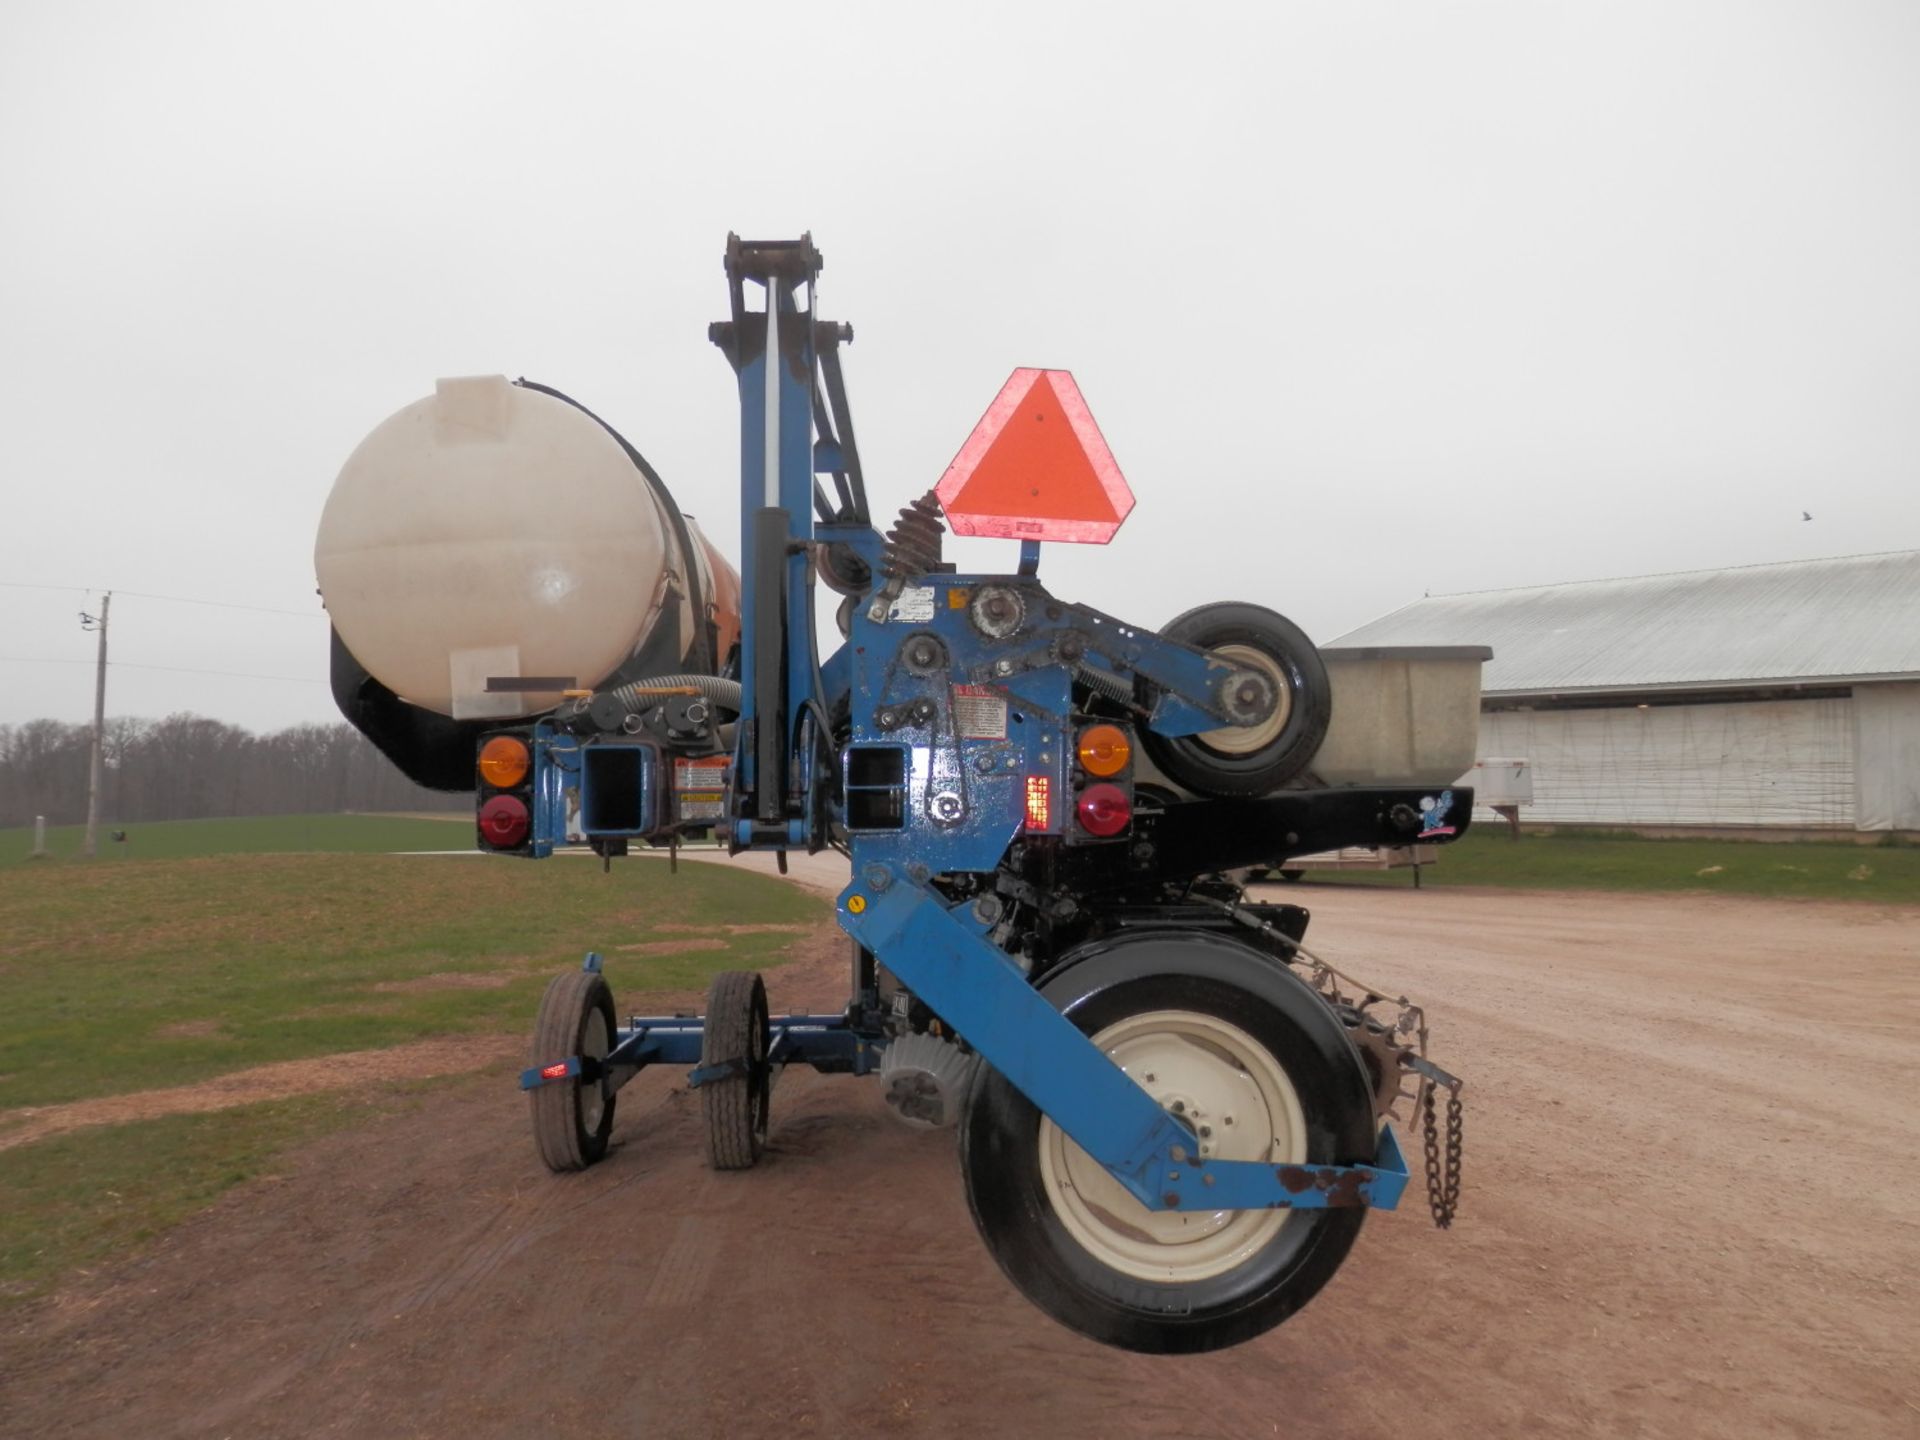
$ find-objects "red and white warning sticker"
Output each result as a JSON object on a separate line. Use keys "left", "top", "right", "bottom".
{"left": 952, "top": 684, "right": 1008, "bottom": 740}
{"left": 673, "top": 756, "right": 729, "bottom": 821}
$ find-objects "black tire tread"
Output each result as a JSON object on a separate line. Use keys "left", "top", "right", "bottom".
{"left": 1142, "top": 601, "right": 1332, "bottom": 797}
{"left": 702, "top": 970, "right": 769, "bottom": 1171}
{"left": 529, "top": 969, "right": 617, "bottom": 1173}
{"left": 960, "top": 931, "right": 1375, "bottom": 1354}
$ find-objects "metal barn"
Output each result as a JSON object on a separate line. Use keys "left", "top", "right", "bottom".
{"left": 1329, "top": 550, "right": 1920, "bottom": 834}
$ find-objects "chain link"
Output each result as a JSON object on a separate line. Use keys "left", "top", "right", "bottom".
{"left": 1422, "top": 1084, "right": 1464, "bottom": 1229}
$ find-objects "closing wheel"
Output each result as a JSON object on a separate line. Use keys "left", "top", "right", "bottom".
{"left": 1140, "top": 602, "right": 1331, "bottom": 797}
{"left": 702, "top": 970, "right": 770, "bottom": 1170}
{"left": 529, "top": 969, "right": 618, "bottom": 1172}
{"left": 960, "top": 930, "right": 1376, "bottom": 1354}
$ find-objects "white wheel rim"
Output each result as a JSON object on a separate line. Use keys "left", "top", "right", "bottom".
{"left": 1038, "top": 1009, "right": 1307, "bottom": 1284}
{"left": 580, "top": 1007, "right": 610, "bottom": 1132}
{"left": 1198, "top": 643, "right": 1292, "bottom": 756}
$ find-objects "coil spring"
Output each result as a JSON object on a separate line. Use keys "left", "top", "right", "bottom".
{"left": 880, "top": 490, "right": 946, "bottom": 581}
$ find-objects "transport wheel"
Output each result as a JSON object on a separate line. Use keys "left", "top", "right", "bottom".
{"left": 702, "top": 970, "right": 771, "bottom": 1170}
{"left": 1140, "top": 602, "right": 1331, "bottom": 797}
{"left": 1279, "top": 868, "right": 1306, "bottom": 883}
{"left": 960, "top": 930, "right": 1375, "bottom": 1354}
{"left": 529, "top": 969, "right": 618, "bottom": 1172}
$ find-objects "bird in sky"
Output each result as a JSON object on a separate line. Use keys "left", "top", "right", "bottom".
{"left": 1802, "top": 511, "right": 1813, "bottom": 521}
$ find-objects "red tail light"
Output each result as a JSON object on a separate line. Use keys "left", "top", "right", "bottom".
{"left": 1075, "top": 782, "right": 1131, "bottom": 837}
{"left": 479, "top": 794, "right": 530, "bottom": 848}
{"left": 1024, "top": 776, "right": 1052, "bottom": 831}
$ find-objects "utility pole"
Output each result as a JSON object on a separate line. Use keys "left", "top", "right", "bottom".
{"left": 81, "top": 592, "right": 110, "bottom": 859}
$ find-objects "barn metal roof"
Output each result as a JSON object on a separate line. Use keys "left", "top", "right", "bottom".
{"left": 1328, "top": 550, "right": 1920, "bottom": 697}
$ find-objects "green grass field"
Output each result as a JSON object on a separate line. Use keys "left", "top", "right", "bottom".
{"left": 0, "top": 849, "right": 820, "bottom": 1110}
{"left": 0, "top": 830, "right": 824, "bottom": 1304}
{"left": 1294, "top": 825, "right": 1920, "bottom": 903}
{"left": 0, "top": 812, "right": 470, "bottom": 867}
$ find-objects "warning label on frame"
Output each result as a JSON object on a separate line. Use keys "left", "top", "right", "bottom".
{"left": 674, "top": 756, "right": 729, "bottom": 821}
{"left": 952, "top": 684, "right": 1008, "bottom": 740}
{"left": 886, "top": 586, "right": 936, "bottom": 623}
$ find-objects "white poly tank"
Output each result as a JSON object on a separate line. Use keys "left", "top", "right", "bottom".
{"left": 316, "top": 376, "right": 717, "bottom": 721}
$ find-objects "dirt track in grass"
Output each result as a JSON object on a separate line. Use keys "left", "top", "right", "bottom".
{"left": 3, "top": 886, "right": 1917, "bottom": 1439}
{"left": 0, "top": 1036, "right": 519, "bottom": 1154}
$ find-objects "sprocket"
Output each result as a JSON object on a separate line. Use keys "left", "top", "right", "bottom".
{"left": 1332, "top": 1001, "right": 1417, "bottom": 1119}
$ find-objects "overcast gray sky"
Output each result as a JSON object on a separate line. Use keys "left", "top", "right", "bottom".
{"left": 3, "top": 0, "right": 1916, "bottom": 734}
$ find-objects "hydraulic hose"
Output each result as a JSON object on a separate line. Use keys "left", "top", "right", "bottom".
{"left": 604, "top": 673, "right": 744, "bottom": 715}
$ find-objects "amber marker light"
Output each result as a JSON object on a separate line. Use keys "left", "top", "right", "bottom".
{"left": 1076, "top": 724, "right": 1131, "bottom": 778}
{"left": 479, "top": 735, "right": 531, "bottom": 788}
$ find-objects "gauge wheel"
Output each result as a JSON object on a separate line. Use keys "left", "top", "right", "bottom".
{"left": 529, "top": 969, "right": 619, "bottom": 1172}
{"left": 960, "top": 930, "right": 1375, "bottom": 1354}
{"left": 1140, "top": 602, "right": 1331, "bottom": 797}
{"left": 702, "top": 970, "right": 771, "bottom": 1170}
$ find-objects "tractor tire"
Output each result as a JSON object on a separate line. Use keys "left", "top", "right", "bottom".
{"left": 702, "top": 970, "right": 771, "bottom": 1171}
{"left": 529, "top": 968, "right": 618, "bottom": 1172}
{"left": 1139, "top": 602, "right": 1330, "bottom": 797}
{"left": 960, "top": 930, "right": 1375, "bottom": 1354}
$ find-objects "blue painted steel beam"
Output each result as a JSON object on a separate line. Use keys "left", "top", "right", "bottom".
{"left": 519, "top": 1013, "right": 883, "bottom": 1091}
{"left": 841, "top": 868, "right": 1402, "bottom": 1212}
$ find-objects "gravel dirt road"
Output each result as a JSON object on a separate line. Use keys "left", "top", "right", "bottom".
{"left": 4, "top": 884, "right": 1916, "bottom": 1439}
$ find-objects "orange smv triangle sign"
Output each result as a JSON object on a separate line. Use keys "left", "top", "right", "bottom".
{"left": 934, "top": 369, "right": 1135, "bottom": 543}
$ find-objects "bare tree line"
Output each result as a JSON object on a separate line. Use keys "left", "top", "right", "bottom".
{"left": 0, "top": 716, "right": 464, "bottom": 827}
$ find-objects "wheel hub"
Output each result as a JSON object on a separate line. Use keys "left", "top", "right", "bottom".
{"left": 580, "top": 1007, "right": 611, "bottom": 1132}
{"left": 1037, "top": 1009, "right": 1307, "bottom": 1284}
{"left": 1196, "top": 643, "right": 1293, "bottom": 756}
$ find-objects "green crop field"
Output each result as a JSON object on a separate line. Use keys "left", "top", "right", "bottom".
{"left": 0, "top": 811, "right": 470, "bottom": 867}
{"left": 1281, "top": 825, "right": 1920, "bottom": 903}
{"left": 0, "top": 840, "right": 824, "bottom": 1305}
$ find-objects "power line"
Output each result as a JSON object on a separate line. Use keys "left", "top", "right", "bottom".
{"left": 0, "top": 580, "right": 320, "bottom": 619}
{"left": 0, "top": 656, "right": 326, "bottom": 685}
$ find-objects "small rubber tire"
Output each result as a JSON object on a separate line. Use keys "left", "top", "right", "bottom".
{"left": 961, "top": 930, "right": 1375, "bottom": 1354}
{"left": 1278, "top": 869, "right": 1306, "bottom": 883}
{"left": 529, "top": 969, "right": 618, "bottom": 1173}
{"left": 1140, "top": 602, "right": 1331, "bottom": 797}
{"left": 702, "top": 970, "right": 771, "bottom": 1170}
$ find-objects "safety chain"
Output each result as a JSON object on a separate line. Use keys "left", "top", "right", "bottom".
{"left": 1421, "top": 1084, "right": 1464, "bottom": 1229}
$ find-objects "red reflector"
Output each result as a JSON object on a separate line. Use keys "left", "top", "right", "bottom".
{"left": 1076, "top": 782, "right": 1132, "bottom": 837}
{"left": 1024, "top": 775, "right": 1051, "bottom": 831}
{"left": 479, "top": 794, "right": 530, "bottom": 848}
{"left": 541, "top": 1062, "right": 569, "bottom": 1080}
{"left": 935, "top": 369, "right": 1135, "bottom": 544}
